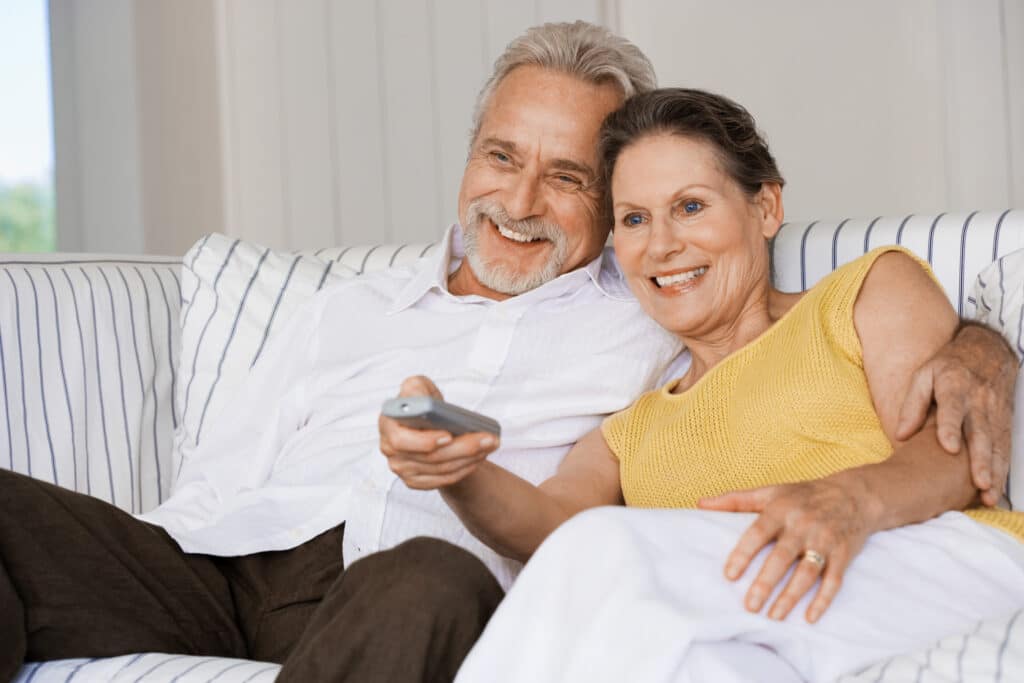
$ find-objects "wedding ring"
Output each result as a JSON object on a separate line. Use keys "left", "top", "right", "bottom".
{"left": 801, "top": 549, "right": 826, "bottom": 570}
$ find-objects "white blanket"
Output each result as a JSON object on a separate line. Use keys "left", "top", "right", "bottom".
{"left": 456, "top": 508, "right": 1024, "bottom": 683}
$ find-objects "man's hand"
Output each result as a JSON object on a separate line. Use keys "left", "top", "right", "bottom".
{"left": 699, "top": 479, "right": 876, "bottom": 623}
{"left": 378, "top": 376, "right": 499, "bottom": 490}
{"left": 896, "top": 322, "right": 1017, "bottom": 507}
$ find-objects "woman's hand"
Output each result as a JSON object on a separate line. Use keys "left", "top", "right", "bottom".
{"left": 378, "top": 376, "right": 499, "bottom": 490}
{"left": 699, "top": 478, "right": 878, "bottom": 623}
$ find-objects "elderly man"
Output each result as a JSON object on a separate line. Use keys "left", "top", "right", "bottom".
{"left": 0, "top": 20, "right": 1016, "bottom": 683}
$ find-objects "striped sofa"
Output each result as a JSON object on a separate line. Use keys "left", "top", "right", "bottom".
{"left": 2, "top": 210, "right": 1023, "bottom": 682}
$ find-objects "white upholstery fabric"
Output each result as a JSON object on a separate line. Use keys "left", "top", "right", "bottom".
{"left": 174, "top": 234, "right": 435, "bottom": 464}
{"left": 12, "top": 654, "right": 280, "bottom": 682}
{"left": 772, "top": 210, "right": 1024, "bottom": 317}
{"left": 0, "top": 254, "right": 181, "bottom": 513}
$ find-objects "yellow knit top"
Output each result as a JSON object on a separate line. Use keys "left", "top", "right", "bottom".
{"left": 602, "top": 246, "right": 1024, "bottom": 542}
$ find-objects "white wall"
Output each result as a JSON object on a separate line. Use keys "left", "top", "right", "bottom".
{"left": 51, "top": 0, "right": 1024, "bottom": 253}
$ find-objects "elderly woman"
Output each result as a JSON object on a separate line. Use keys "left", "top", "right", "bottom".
{"left": 383, "top": 89, "right": 1024, "bottom": 681}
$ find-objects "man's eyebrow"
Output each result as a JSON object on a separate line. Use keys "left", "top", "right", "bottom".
{"left": 550, "top": 158, "right": 597, "bottom": 181}
{"left": 478, "top": 137, "right": 517, "bottom": 154}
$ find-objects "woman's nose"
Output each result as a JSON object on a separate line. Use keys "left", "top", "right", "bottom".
{"left": 647, "top": 215, "right": 684, "bottom": 260}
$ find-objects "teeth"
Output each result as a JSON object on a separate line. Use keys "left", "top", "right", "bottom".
{"left": 497, "top": 225, "right": 539, "bottom": 243}
{"left": 654, "top": 266, "right": 708, "bottom": 288}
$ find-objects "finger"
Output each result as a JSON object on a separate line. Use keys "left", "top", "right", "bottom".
{"left": 699, "top": 487, "right": 774, "bottom": 513}
{"left": 402, "top": 432, "right": 499, "bottom": 465}
{"left": 381, "top": 417, "right": 454, "bottom": 453}
{"left": 981, "top": 435, "right": 1009, "bottom": 507}
{"left": 744, "top": 538, "right": 803, "bottom": 614}
{"left": 767, "top": 554, "right": 824, "bottom": 621}
{"left": 403, "top": 461, "right": 484, "bottom": 490}
{"left": 896, "top": 367, "right": 935, "bottom": 439}
{"left": 806, "top": 548, "right": 849, "bottom": 623}
{"left": 398, "top": 375, "right": 444, "bottom": 399}
{"left": 395, "top": 451, "right": 489, "bottom": 479}
{"left": 933, "top": 382, "right": 968, "bottom": 453}
{"left": 724, "top": 513, "right": 782, "bottom": 582}
{"left": 963, "top": 410, "right": 993, "bottom": 491}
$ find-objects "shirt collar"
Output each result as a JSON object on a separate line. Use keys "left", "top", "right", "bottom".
{"left": 386, "top": 224, "right": 635, "bottom": 314}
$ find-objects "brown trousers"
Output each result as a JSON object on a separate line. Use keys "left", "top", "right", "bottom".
{"left": 0, "top": 469, "right": 504, "bottom": 682}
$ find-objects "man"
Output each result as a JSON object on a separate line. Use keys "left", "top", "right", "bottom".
{"left": 0, "top": 20, "right": 1016, "bottom": 683}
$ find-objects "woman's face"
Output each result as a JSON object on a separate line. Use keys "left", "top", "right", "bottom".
{"left": 611, "top": 133, "right": 781, "bottom": 340}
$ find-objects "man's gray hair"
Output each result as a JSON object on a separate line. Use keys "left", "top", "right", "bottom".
{"left": 471, "top": 21, "right": 657, "bottom": 140}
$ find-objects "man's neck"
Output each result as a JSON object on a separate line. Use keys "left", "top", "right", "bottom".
{"left": 447, "top": 263, "right": 514, "bottom": 301}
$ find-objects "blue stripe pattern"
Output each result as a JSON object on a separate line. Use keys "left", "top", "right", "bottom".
{"left": 44, "top": 269, "right": 78, "bottom": 490}
{"left": 27, "top": 271, "right": 58, "bottom": 482}
{"left": 5, "top": 271, "right": 32, "bottom": 477}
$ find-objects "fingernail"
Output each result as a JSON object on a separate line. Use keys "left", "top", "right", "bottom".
{"left": 746, "top": 591, "right": 764, "bottom": 612}
{"left": 807, "top": 607, "right": 821, "bottom": 623}
{"left": 769, "top": 606, "right": 783, "bottom": 621}
{"left": 480, "top": 436, "right": 495, "bottom": 448}
{"left": 436, "top": 435, "right": 452, "bottom": 446}
{"left": 724, "top": 563, "right": 739, "bottom": 580}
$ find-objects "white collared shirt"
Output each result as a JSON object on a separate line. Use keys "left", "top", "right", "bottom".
{"left": 141, "top": 226, "right": 688, "bottom": 588}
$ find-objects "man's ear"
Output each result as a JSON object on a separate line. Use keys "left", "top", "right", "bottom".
{"left": 757, "top": 183, "right": 784, "bottom": 239}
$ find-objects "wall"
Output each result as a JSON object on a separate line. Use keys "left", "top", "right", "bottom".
{"left": 50, "top": 0, "right": 1024, "bottom": 253}
{"left": 616, "top": 0, "right": 1023, "bottom": 221}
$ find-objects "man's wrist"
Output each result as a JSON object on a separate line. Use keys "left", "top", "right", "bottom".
{"left": 957, "top": 320, "right": 1018, "bottom": 366}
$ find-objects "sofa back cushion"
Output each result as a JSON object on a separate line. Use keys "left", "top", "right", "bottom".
{"left": 174, "top": 235, "right": 437, "bottom": 467}
{"left": 0, "top": 255, "right": 182, "bottom": 512}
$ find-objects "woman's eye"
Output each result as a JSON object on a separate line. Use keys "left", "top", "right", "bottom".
{"left": 681, "top": 200, "right": 703, "bottom": 215}
{"left": 621, "top": 213, "right": 645, "bottom": 227}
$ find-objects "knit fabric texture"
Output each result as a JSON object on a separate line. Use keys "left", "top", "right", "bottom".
{"left": 602, "top": 246, "right": 1024, "bottom": 542}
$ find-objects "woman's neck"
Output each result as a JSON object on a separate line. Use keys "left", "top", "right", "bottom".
{"left": 674, "top": 286, "right": 795, "bottom": 392}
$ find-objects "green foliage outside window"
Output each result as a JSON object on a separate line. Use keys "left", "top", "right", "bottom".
{"left": 0, "top": 180, "right": 55, "bottom": 252}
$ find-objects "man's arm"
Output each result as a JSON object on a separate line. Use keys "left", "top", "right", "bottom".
{"left": 896, "top": 320, "right": 1018, "bottom": 507}
{"left": 701, "top": 251, "right": 974, "bottom": 623}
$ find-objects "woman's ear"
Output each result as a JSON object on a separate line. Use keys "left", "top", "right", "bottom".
{"left": 757, "top": 183, "right": 784, "bottom": 239}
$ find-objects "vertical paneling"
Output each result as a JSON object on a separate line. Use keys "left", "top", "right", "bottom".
{"left": 484, "top": 1, "right": 538, "bottom": 64}
{"left": 939, "top": 0, "right": 1011, "bottom": 210}
{"left": 1004, "top": 0, "right": 1024, "bottom": 207}
{"left": 279, "top": 0, "right": 337, "bottom": 247}
{"left": 432, "top": 1, "right": 487, "bottom": 228}
{"left": 377, "top": 0, "right": 443, "bottom": 242}
{"left": 224, "top": 0, "right": 287, "bottom": 248}
{"left": 328, "top": 1, "right": 388, "bottom": 245}
{"left": 49, "top": 0, "right": 82, "bottom": 251}
{"left": 619, "top": 0, "right": 957, "bottom": 221}
{"left": 51, "top": 0, "right": 144, "bottom": 253}
{"left": 537, "top": 0, "right": 600, "bottom": 25}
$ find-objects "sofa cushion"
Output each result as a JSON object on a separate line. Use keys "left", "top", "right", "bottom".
{"left": 17, "top": 654, "right": 279, "bottom": 682}
{"left": 0, "top": 255, "right": 181, "bottom": 512}
{"left": 174, "top": 234, "right": 436, "bottom": 465}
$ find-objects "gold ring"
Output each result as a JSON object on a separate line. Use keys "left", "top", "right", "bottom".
{"left": 801, "top": 549, "right": 826, "bottom": 570}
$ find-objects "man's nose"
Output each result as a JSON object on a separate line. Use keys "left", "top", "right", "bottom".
{"left": 504, "top": 172, "right": 546, "bottom": 220}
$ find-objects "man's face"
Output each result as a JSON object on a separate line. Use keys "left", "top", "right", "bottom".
{"left": 453, "top": 65, "right": 624, "bottom": 299}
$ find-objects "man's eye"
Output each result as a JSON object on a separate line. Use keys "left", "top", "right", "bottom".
{"left": 550, "top": 174, "right": 584, "bottom": 191}
{"left": 491, "top": 151, "right": 512, "bottom": 164}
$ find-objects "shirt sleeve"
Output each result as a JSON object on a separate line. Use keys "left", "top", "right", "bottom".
{"left": 972, "top": 248, "right": 1024, "bottom": 361}
{"left": 172, "top": 294, "right": 325, "bottom": 497}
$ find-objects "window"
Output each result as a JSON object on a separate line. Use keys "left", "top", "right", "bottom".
{"left": 0, "top": 0, "right": 55, "bottom": 252}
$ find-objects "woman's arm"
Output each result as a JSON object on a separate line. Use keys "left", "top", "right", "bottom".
{"left": 379, "top": 376, "right": 623, "bottom": 563}
{"left": 442, "top": 429, "right": 624, "bottom": 562}
{"left": 702, "top": 251, "right": 974, "bottom": 623}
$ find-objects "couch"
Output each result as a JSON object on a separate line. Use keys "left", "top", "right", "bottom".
{"left": 2, "top": 210, "right": 1023, "bottom": 682}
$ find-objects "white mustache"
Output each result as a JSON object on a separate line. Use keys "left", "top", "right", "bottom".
{"left": 466, "top": 200, "right": 563, "bottom": 243}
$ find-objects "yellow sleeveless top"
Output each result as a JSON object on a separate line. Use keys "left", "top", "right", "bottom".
{"left": 602, "top": 246, "right": 1024, "bottom": 542}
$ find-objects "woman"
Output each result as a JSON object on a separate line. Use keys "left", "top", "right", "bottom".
{"left": 382, "top": 89, "right": 1024, "bottom": 681}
